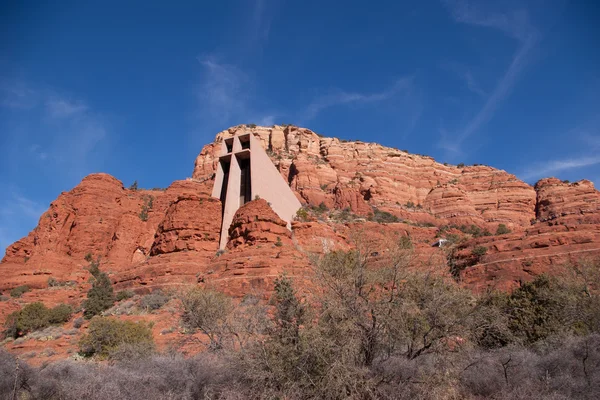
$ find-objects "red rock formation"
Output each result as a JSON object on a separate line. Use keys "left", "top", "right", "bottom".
{"left": 451, "top": 178, "right": 600, "bottom": 291}
{"left": 150, "top": 195, "right": 221, "bottom": 255}
{"left": 227, "top": 199, "right": 291, "bottom": 249}
{"left": 535, "top": 178, "right": 600, "bottom": 223}
{"left": 192, "top": 125, "right": 537, "bottom": 228}
{"left": 2, "top": 124, "right": 600, "bottom": 361}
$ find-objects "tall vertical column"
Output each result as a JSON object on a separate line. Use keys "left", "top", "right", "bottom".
{"left": 219, "top": 138, "right": 242, "bottom": 249}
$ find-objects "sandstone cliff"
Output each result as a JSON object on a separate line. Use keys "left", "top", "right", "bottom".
{"left": 1, "top": 124, "right": 599, "bottom": 362}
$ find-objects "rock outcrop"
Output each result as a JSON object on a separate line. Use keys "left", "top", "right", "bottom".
{"left": 227, "top": 199, "right": 291, "bottom": 249}
{"left": 1, "top": 124, "right": 599, "bottom": 361}
{"left": 193, "top": 125, "right": 537, "bottom": 229}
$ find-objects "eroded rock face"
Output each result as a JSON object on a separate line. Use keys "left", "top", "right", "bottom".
{"left": 227, "top": 199, "right": 291, "bottom": 249}
{"left": 192, "top": 125, "right": 537, "bottom": 228}
{"left": 150, "top": 195, "right": 221, "bottom": 255}
{"left": 0, "top": 175, "right": 212, "bottom": 291}
{"left": 452, "top": 179, "right": 600, "bottom": 292}
{"left": 535, "top": 178, "right": 600, "bottom": 222}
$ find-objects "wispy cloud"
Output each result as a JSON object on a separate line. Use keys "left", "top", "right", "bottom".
{"left": 197, "top": 56, "right": 250, "bottom": 124}
{"left": 442, "top": 62, "right": 486, "bottom": 98}
{"left": 445, "top": 1, "right": 534, "bottom": 41}
{"left": 441, "top": 1, "right": 539, "bottom": 152}
{"left": 304, "top": 77, "right": 415, "bottom": 121}
{"left": 520, "top": 155, "right": 600, "bottom": 181}
{"left": 0, "top": 80, "right": 38, "bottom": 109}
{"left": 4, "top": 193, "right": 46, "bottom": 219}
{"left": 196, "top": 56, "right": 277, "bottom": 132}
{"left": 0, "top": 191, "right": 46, "bottom": 257}
{"left": 1, "top": 79, "right": 109, "bottom": 175}
{"left": 464, "top": 70, "right": 486, "bottom": 98}
{"left": 258, "top": 115, "right": 275, "bottom": 126}
{"left": 248, "top": 0, "right": 275, "bottom": 49}
{"left": 0, "top": 226, "right": 10, "bottom": 256}
{"left": 45, "top": 97, "right": 88, "bottom": 118}
{"left": 1, "top": 79, "right": 110, "bottom": 256}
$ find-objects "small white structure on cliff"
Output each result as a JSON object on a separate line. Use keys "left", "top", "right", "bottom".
{"left": 211, "top": 132, "right": 302, "bottom": 249}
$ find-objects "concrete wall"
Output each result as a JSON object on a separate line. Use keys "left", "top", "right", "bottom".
{"left": 248, "top": 133, "right": 302, "bottom": 227}
{"left": 212, "top": 132, "right": 302, "bottom": 249}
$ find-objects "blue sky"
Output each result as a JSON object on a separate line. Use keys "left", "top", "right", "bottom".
{"left": 1, "top": 0, "right": 599, "bottom": 255}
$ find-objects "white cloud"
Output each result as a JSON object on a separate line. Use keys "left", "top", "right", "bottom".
{"left": 1, "top": 79, "right": 109, "bottom": 177}
{"left": 13, "top": 193, "right": 46, "bottom": 219}
{"left": 304, "top": 77, "right": 415, "bottom": 121}
{"left": 464, "top": 70, "right": 486, "bottom": 98}
{"left": 0, "top": 80, "right": 38, "bottom": 109}
{"left": 0, "top": 226, "right": 13, "bottom": 258}
{"left": 0, "top": 192, "right": 45, "bottom": 258}
{"left": 442, "top": 62, "right": 487, "bottom": 98}
{"left": 46, "top": 97, "right": 88, "bottom": 118}
{"left": 520, "top": 155, "right": 600, "bottom": 181}
{"left": 441, "top": 1, "right": 539, "bottom": 150}
{"left": 196, "top": 56, "right": 282, "bottom": 131}
{"left": 249, "top": 0, "right": 274, "bottom": 48}
{"left": 197, "top": 56, "right": 250, "bottom": 124}
{"left": 258, "top": 115, "right": 275, "bottom": 126}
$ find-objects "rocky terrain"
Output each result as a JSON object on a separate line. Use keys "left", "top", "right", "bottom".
{"left": 1, "top": 124, "right": 599, "bottom": 362}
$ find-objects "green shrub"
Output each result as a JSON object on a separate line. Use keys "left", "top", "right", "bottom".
{"left": 79, "top": 317, "right": 154, "bottom": 359}
{"left": 10, "top": 285, "right": 30, "bottom": 298}
{"left": 472, "top": 246, "right": 488, "bottom": 258}
{"left": 505, "top": 275, "right": 574, "bottom": 344}
{"left": 180, "top": 288, "right": 233, "bottom": 350}
{"left": 331, "top": 207, "right": 358, "bottom": 222}
{"left": 116, "top": 290, "right": 135, "bottom": 301}
{"left": 295, "top": 208, "right": 309, "bottom": 222}
{"left": 457, "top": 163, "right": 465, "bottom": 168}
{"left": 368, "top": 208, "right": 399, "bottom": 223}
{"left": 48, "top": 304, "right": 73, "bottom": 324}
{"left": 139, "top": 291, "right": 170, "bottom": 311}
{"left": 82, "top": 261, "right": 115, "bottom": 319}
{"left": 495, "top": 224, "right": 511, "bottom": 235}
{"left": 4, "top": 302, "right": 72, "bottom": 338}
{"left": 274, "top": 237, "right": 283, "bottom": 247}
{"left": 314, "top": 202, "right": 328, "bottom": 213}
{"left": 139, "top": 194, "right": 154, "bottom": 221}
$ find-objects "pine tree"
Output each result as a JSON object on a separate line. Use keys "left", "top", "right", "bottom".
{"left": 83, "top": 258, "right": 115, "bottom": 319}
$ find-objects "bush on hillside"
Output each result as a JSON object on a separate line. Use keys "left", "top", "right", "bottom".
{"left": 496, "top": 223, "right": 511, "bottom": 235}
{"left": 115, "top": 290, "right": 135, "bottom": 301}
{"left": 10, "top": 285, "right": 30, "bottom": 298}
{"left": 368, "top": 208, "right": 399, "bottom": 223}
{"left": 4, "top": 302, "right": 72, "bottom": 338}
{"left": 180, "top": 287, "right": 233, "bottom": 350}
{"left": 79, "top": 317, "right": 154, "bottom": 359}
{"left": 82, "top": 259, "right": 115, "bottom": 319}
{"left": 139, "top": 291, "right": 170, "bottom": 311}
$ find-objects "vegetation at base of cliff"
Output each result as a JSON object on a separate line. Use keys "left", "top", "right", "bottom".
{"left": 82, "top": 258, "right": 115, "bottom": 319}
{"left": 2, "top": 243, "right": 600, "bottom": 399}
{"left": 4, "top": 302, "right": 72, "bottom": 338}
{"left": 368, "top": 207, "right": 400, "bottom": 223}
{"left": 139, "top": 290, "right": 170, "bottom": 311}
{"left": 79, "top": 316, "right": 154, "bottom": 359}
{"left": 115, "top": 289, "right": 135, "bottom": 301}
{"left": 10, "top": 285, "right": 30, "bottom": 298}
